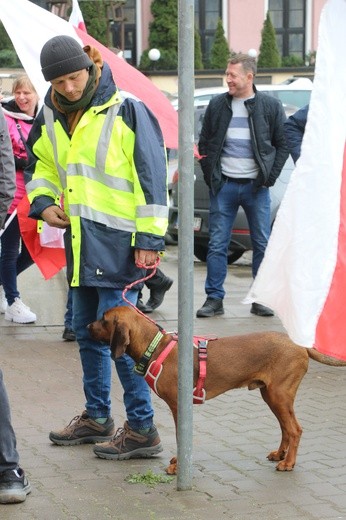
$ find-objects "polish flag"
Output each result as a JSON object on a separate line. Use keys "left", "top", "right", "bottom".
{"left": 16, "top": 196, "right": 66, "bottom": 280}
{"left": 0, "top": 0, "right": 178, "bottom": 149}
{"left": 69, "top": 0, "right": 87, "bottom": 32}
{"left": 246, "top": 0, "right": 346, "bottom": 360}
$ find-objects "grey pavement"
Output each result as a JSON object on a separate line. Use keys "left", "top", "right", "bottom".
{"left": 1, "top": 246, "right": 346, "bottom": 520}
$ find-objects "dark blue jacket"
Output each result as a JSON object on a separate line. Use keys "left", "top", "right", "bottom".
{"left": 284, "top": 104, "right": 309, "bottom": 164}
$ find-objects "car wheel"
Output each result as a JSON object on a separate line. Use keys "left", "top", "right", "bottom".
{"left": 165, "top": 232, "right": 178, "bottom": 245}
{"left": 227, "top": 246, "right": 245, "bottom": 264}
{"left": 193, "top": 244, "right": 245, "bottom": 265}
{"left": 193, "top": 244, "right": 208, "bottom": 262}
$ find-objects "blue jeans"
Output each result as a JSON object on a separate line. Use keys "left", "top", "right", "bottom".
{"left": 72, "top": 286, "right": 154, "bottom": 430}
{"left": 64, "top": 288, "right": 73, "bottom": 329}
{"left": 205, "top": 180, "right": 271, "bottom": 300}
{"left": 0, "top": 369, "right": 19, "bottom": 472}
{"left": 0, "top": 214, "right": 34, "bottom": 305}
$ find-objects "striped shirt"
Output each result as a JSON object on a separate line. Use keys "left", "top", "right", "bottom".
{"left": 220, "top": 96, "right": 259, "bottom": 179}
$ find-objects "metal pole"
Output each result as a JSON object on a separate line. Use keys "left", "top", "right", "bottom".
{"left": 177, "top": 0, "right": 194, "bottom": 491}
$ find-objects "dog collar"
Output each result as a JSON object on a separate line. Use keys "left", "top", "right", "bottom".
{"left": 134, "top": 330, "right": 164, "bottom": 376}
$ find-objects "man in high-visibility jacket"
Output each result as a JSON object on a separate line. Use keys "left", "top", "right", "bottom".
{"left": 25, "top": 35, "right": 168, "bottom": 459}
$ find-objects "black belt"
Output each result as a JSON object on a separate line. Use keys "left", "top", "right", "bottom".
{"left": 222, "top": 176, "right": 253, "bottom": 184}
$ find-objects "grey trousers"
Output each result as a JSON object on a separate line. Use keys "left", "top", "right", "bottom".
{"left": 0, "top": 368, "right": 19, "bottom": 473}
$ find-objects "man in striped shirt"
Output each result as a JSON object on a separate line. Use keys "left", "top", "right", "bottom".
{"left": 196, "top": 53, "right": 288, "bottom": 318}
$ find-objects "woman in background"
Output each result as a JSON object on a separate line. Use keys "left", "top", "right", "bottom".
{"left": 0, "top": 74, "right": 38, "bottom": 323}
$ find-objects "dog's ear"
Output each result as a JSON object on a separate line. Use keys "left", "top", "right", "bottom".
{"left": 109, "top": 318, "right": 130, "bottom": 359}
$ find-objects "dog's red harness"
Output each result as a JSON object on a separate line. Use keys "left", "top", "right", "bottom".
{"left": 193, "top": 339, "right": 208, "bottom": 404}
{"left": 144, "top": 335, "right": 215, "bottom": 405}
{"left": 122, "top": 266, "right": 215, "bottom": 405}
{"left": 144, "top": 335, "right": 178, "bottom": 396}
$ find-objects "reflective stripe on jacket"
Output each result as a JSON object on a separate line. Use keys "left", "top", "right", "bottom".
{"left": 25, "top": 65, "right": 168, "bottom": 287}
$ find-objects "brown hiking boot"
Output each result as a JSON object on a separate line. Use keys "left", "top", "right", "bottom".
{"left": 49, "top": 411, "right": 115, "bottom": 446}
{"left": 93, "top": 421, "right": 163, "bottom": 460}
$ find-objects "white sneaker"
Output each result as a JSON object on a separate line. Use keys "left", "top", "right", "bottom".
{"left": 5, "top": 298, "right": 37, "bottom": 324}
{"left": 0, "top": 287, "right": 7, "bottom": 314}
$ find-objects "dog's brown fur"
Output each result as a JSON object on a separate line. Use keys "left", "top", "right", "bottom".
{"left": 88, "top": 306, "right": 346, "bottom": 475}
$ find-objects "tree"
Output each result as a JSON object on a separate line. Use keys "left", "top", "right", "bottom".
{"left": 257, "top": 12, "right": 281, "bottom": 68}
{"left": 140, "top": 0, "right": 202, "bottom": 71}
{"left": 149, "top": 0, "right": 178, "bottom": 52}
{"left": 139, "top": 0, "right": 178, "bottom": 70}
{"left": 281, "top": 55, "right": 305, "bottom": 67}
{"left": 209, "top": 19, "right": 230, "bottom": 69}
{"left": 0, "top": 22, "right": 21, "bottom": 68}
{"left": 194, "top": 28, "right": 204, "bottom": 70}
{"left": 77, "top": 1, "right": 108, "bottom": 46}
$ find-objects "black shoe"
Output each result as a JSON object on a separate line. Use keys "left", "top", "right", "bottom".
{"left": 0, "top": 468, "right": 31, "bottom": 504}
{"left": 62, "top": 327, "right": 76, "bottom": 341}
{"left": 136, "top": 299, "right": 153, "bottom": 314}
{"left": 196, "top": 298, "right": 224, "bottom": 318}
{"left": 250, "top": 303, "right": 274, "bottom": 317}
{"left": 145, "top": 277, "right": 173, "bottom": 311}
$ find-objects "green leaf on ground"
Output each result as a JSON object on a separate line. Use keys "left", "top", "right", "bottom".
{"left": 125, "top": 469, "right": 174, "bottom": 487}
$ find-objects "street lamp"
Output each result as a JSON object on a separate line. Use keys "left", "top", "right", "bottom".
{"left": 248, "top": 48, "right": 258, "bottom": 58}
{"left": 148, "top": 48, "right": 161, "bottom": 70}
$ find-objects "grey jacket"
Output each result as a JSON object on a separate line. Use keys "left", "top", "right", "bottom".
{"left": 0, "top": 108, "right": 15, "bottom": 228}
{"left": 198, "top": 87, "right": 289, "bottom": 195}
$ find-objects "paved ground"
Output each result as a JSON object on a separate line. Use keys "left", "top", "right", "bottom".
{"left": 1, "top": 246, "right": 346, "bottom": 520}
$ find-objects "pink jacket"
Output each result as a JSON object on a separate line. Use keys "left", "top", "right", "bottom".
{"left": 3, "top": 113, "right": 33, "bottom": 214}
{"left": 5, "top": 113, "right": 32, "bottom": 213}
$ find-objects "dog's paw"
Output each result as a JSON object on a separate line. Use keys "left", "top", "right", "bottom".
{"left": 267, "top": 450, "right": 286, "bottom": 462}
{"left": 165, "top": 456, "right": 177, "bottom": 475}
{"left": 276, "top": 460, "right": 295, "bottom": 471}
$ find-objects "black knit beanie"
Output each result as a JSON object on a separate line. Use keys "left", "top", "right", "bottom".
{"left": 40, "top": 35, "right": 93, "bottom": 81}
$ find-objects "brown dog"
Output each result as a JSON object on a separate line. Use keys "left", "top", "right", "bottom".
{"left": 88, "top": 305, "right": 346, "bottom": 475}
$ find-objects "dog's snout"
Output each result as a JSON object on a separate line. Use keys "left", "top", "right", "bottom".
{"left": 87, "top": 320, "right": 107, "bottom": 342}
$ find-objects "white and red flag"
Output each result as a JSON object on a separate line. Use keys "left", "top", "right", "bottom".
{"left": 246, "top": 0, "right": 346, "bottom": 360}
{"left": 0, "top": 0, "right": 178, "bottom": 149}
{"left": 69, "top": 0, "right": 87, "bottom": 32}
{"left": 16, "top": 197, "right": 66, "bottom": 280}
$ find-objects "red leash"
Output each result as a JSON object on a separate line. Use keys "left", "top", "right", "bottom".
{"left": 122, "top": 256, "right": 166, "bottom": 330}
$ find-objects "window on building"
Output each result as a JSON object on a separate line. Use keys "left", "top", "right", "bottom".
{"left": 122, "top": 0, "right": 136, "bottom": 65}
{"left": 195, "top": 0, "right": 222, "bottom": 65}
{"left": 109, "top": 0, "right": 136, "bottom": 65}
{"left": 30, "top": 0, "right": 50, "bottom": 9}
{"left": 269, "top": 0, "right": 306, "bottom": 61}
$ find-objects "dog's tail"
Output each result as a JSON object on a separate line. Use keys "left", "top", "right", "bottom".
{"left": 307, "top": 348, "right": 346, "bottom": 367}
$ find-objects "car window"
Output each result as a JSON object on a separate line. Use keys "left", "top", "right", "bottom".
{"left": 194, "top": 94, "right": 214, "bottom": 104}
{"left": 260, "top": 89, "right": 311, "bottom": 114}
{"left": 194, "top": 93, "right": 224, "bottom": 107}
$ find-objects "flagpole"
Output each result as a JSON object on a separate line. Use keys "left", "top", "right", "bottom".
{"left": 0, "top": 209, "right": 17, "bottom": 238}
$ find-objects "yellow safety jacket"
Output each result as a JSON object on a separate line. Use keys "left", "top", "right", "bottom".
{"left": 26, "top": 64, "right": 168, "bottom": 288}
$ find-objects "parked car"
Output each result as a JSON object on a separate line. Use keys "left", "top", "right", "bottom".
{"left": 170, "top": 86, "right": 226, "bottom": 110}
{"left": 167, "top": 82, "right": 311, "bottom": 263}
{"left": 171, "top": 77, "right": 312, "bottom": 114}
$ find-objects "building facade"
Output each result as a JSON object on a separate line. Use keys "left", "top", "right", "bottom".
{"left": 30, "top": 1, "right": 326, "bottom": 67}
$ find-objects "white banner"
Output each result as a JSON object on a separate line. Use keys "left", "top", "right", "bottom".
{"left": 246, "top": 0, "right": 346, "bottom": 350}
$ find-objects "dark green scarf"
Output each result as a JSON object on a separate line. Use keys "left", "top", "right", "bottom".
{"left": 53, "top": 64, "right": 98, "bottom": 114}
